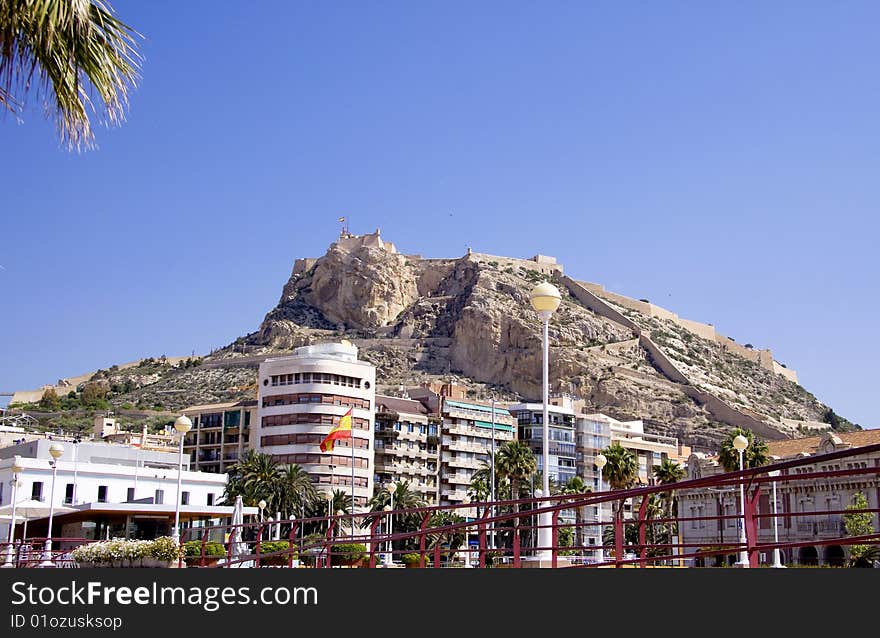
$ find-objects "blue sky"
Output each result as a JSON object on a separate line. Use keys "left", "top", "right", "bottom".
{"left": 1, "top": 1, "right": 877, "bottom": 428}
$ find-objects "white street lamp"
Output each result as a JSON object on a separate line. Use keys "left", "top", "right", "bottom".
{"left": 383, "top": 504, "right": 393, "bottom": 566}
{"left": 39, "top": 444, "right": 65, "bottom": 568}
{"left": 732, "top": 434, "right": 750, "bottom": 568}
{"left": 384, "top": 483, "right": 395, "bottom": 566}
{"left": 171, "top": 416, "right": 192, "bottom": 544}
{"left": 594, "top": 453, "right": 607, "bottom": 563}
{"left": 258, "top": 499, "right": 267, "bottom": 537}
{"left": 768, "top": 469, "right": 786, "bottom": 568}
{"left": 2, "top": 456, "right": 24, "bottom": 568}
{"left": 530, "top": 281, "right": 562, "bottom": 562}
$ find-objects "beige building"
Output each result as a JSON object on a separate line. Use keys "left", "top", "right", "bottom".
{"left": 256, "top": 342, "right": 376, "bottom": 509}
{"left": 181, "top": 401, "right": 257, "bottom": 473}
{"left": 579, "top": 413, "right": 684, "bottom": 487}
{"left": 373, "top": 395, "right": 440, "bottom": 505}
{"left": 680, "top": 430, "right": 880, "bottom": 566}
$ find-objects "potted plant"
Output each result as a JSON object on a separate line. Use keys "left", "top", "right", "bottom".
{"left": 183, "top": 540, "right": 226, "bottom": 567}
{"left": 330, "top": 543, "right": 367, "bottom": 567}
{"left": 259, "top": 541, "right": 297, "bottom": 567}
{"left": 144, "top": 536, "right": 181, "bottom": 568}
{"left": 402, "top": 553, "right": 422, "bottom": 569}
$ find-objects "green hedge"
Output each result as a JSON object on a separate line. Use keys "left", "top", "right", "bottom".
{"left": 330, "top": 543, "right": 367, "bottom": 564}
{"left": 260, "top": 541, "right": 297, "bottom": 566}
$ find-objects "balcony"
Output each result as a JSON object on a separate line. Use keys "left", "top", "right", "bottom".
{"left": 796, "top": 518, "right": 846, "bottom": 537}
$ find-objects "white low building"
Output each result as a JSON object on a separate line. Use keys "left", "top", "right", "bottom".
{"left": 0, "top": 439, "right": 238, "bottom": 543}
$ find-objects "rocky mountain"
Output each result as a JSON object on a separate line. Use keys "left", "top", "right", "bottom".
{"left": 13, "top": 230, "right": 858, "bottom": 449}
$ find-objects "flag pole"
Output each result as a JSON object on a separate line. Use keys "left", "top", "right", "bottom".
{"left": 351, "top": 422, "right": 356, "bottom": 540}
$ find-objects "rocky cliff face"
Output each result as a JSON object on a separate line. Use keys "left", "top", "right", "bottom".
{"left": 234, "top": 233, "right": 851, "bottom": 449}
{"left": 63, "top": 232, "right": 853, "bottom": 450}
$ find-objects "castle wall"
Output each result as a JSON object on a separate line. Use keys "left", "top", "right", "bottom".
{"left": 468, "top": 252, "right": 563, "bottom": 276}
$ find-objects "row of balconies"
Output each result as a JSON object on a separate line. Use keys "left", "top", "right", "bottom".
{"left": 444, "top": 407, "right": 516, "bottom": 426}
{"left": 444, "top": 457, "right": 483, "bottom": 470}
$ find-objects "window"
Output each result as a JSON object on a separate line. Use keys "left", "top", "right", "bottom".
{"left": 126, "top": 487, "right": 135, "bottom": 502}
{"left": 97, "top": 485, "right": 108, "bottom": 503}
{"left": 155, "top": 489, "right": 164, "bottom": 505}
{"left": 181, "top": 491, "right": 190, "bottom": 505}
{"left": 207, "top": 493, "right": 215, "bottom": 506}
{"left": 31, "top": 482, "right": 44, "bottom": 502}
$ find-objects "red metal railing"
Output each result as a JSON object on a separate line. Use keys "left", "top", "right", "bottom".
{"left": 4, "top": 442, "right": 878, "bottom": 568}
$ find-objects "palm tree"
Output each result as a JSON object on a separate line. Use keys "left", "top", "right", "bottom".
{"left": 652, "top": 458, "right": 685, "bottom": 522}
{"left": 277, "top": 464, "right": 318, "bottom": 521}
{"left": 495, "top": 441, "right": 537, "bottom": 533}
{"left": 718, "top": 428, "right": 770, "bottom": 472}
{"left": 601, "top": 443, "right": 638, "bottom": 533}
{"left": 0, "top": 0, "right": 142, "bottom": 149}
{"left": 224, "top": 450, "right": 282, "bottom": 511}
{"left": 560, "top": 476, "right": 590, "bottom": 549}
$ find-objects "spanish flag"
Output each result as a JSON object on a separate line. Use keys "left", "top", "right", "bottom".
{"left": 320, "top": 407, "right": 353, "bottom": 452}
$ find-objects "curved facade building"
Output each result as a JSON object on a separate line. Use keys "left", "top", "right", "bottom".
{"left": 257, "top": 342, "right": 376, "bottom": 509}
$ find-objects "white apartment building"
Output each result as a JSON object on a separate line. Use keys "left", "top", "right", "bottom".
{"left": 0, "top": 439, "right": 232, "bottom": 542}
{"left": 256, "top": 342, "right": 376, "bottom": 509}
{"left": 436, "top": 398, "right": 516, "bottom": 508}
{"left": 183, "top": 400, "right": 258, "bottom": 473}
{"left": 374, "top": 395, "right": 440, "bottom": 505}
{"left": 509, "top": 397, "right": 578, "bottom": 485}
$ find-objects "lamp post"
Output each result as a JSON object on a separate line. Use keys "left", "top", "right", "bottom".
{"left": 258, "top": 499, "right": 267, "bottom": 540}
{"left": 529, "top": 281, "right": 562, "bottom": 562}
{"left": 594, "top": 453, "right": 607, "bottom": 563}
{"left": 2, "top": 456, "right": 24, "bottom": 568}
{"left": 490, "top": 398, "right": 496, "bottom": 550}
{"left": 171, "top": 416, "right": 192, "bottom": 544}
{"left": 732, "top": 434, "right": 750, "bottom": 568}
{"left": 769, "top": 469, "right": 785, "bottom": 568}
{"left": 383, "top": 505, "right": 393, "bottom": 566}
{"left": 39, "top": 443, "right": 65, "bottom": 568}
{"left": 384, "top": 483, "right": 394, "bottom": 566}
{"left": 462, "top": 495, "right": 471, "bottom": 568}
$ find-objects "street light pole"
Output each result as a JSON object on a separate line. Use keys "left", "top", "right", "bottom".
{"left": 594, "top": 454, "right": 607, "bottom": 564}
{"left": 39, "top": 444, "right": 65, "bottom": 568}
{"left": 490, "top": 398, "right": 496, "bottom": 550}
{"left": 769, "top": 469, "right": 785, "bottom": 568}
{"left": 530, "top": 282, "right": 562, "bottom": 562}
{"left": 172, "top": 416, "right": 193, "bottom": 544}
{"left": 386, "top": 485, "right": 394, "bottom": 565}
{"left": 2, "top": 457, "right": 23, "bottom": 568}
{"left": 733, "top": 434, "right": 750, "bottom": 568}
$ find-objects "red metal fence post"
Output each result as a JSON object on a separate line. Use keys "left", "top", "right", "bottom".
{"left": 746, "top": 486, "right": 761, "bottom": 568}
{"left": 199, "top": 531, "right": 208, "bottom": 567}
{"left": 325, "top": 520, "right": 336, "bottom": 568}
{"left": 638, "top": 494, "right": 650, "bottom": 568}
{"left": 369, "top": 517, "right": 382, "bottom": 568}
{"left": 255, "top": 524, "right": 264, "bottom": 568}
{"left": 551, "top": 509, "right": 560, "bottom": 568}
{"left": 614, "top": 502, "right": 624, "bottom": 568}
{"left": 513, "top": 517, "right": 521, "bottom": 567}
{"left": 479, "top": 506, "right": 490, "bottom": 568}
{"left": 419, "top": 513, "right": 430, "bottom": 568}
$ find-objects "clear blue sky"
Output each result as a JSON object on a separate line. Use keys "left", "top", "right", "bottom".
{"left": 1, "top": 1, "right": 877, "bottom": 428}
